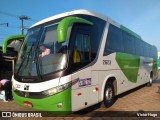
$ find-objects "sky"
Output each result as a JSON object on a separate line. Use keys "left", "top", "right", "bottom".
{"left": 0, "top": 0, "right": 160, "bottom": 51}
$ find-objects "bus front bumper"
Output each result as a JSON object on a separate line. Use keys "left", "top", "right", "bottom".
{"left": 12, "top": 88, "right": 71, "bottom": 112}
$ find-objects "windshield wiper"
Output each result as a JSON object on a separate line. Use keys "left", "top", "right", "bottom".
{"left": 34, "top": 47, "right": 42, "bottom": 80}
{"left": 16, "top": 42, "right": 35, "bottom": 75}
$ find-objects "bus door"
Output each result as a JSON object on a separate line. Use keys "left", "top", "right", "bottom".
{"left": 70, "top": 24, "right": 98, "bottom": 111}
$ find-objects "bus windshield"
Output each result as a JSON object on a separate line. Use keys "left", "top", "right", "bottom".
{"left": 15, "top": 24, "right": 68, "bottom": 77}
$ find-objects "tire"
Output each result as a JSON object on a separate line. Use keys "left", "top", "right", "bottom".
{"left": 147, "top": 77, "right": 153, "bottom": 87}
{"left": 103, "top": 81, "right": 115, "bottom": 108}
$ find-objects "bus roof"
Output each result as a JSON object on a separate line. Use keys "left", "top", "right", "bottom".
{"left": 30, "top": 9, "right": 141, "bottom": 40}
{"left": 30, "top": 10, "right": 108, "bottom": 28}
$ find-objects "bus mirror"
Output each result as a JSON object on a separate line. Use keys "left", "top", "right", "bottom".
{"left": 57, "top": 17, "right": 93, "bottom": 43}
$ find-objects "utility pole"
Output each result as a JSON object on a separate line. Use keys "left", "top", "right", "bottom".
{"left": 19, "top": 16, "right": 30, "bottom": 35}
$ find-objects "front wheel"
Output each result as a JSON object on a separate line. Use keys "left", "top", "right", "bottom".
{"left": 103, "top": 82, "right": 115, "bottom": 108}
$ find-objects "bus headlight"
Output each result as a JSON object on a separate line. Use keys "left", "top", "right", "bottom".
{"left": 43, "top": 81, "right": 72, "bottom": 96}
{"left": 12, "top": 83, "right": 16, "bottom": 91}
{"left": 12, "top": 84, "right": 16, "bottom": 90}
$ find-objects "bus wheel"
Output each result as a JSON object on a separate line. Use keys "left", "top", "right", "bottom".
{"left": 147, "top": 77, "right": 153, "bottom": 87}
{"left": 103, "top": 82, "right": 115, "bottom": 108}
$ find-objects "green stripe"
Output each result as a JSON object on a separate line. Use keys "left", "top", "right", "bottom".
{"left": 116, "top": 52, "right": 140, "bottom": 83}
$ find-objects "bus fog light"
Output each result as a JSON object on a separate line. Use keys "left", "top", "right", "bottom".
{"left": 57, "top": 103, "right": 63, "bottom": 108}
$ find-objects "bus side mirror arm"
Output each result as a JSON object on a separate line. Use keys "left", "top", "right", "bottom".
{"left": 57, "top": 17, "right": 93, "bottom": 43}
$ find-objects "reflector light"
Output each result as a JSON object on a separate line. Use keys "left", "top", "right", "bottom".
{"left": 93, "top": 87, "right": 99, "bottom": 92}
{"left": 24, "top": 101, "right": 33, "bottom": 107}
{"left": 77, "top": 93, "right": 82, "bottom": 96}
{"left": 95, "top": 87, "right": 99, "bottom": 91}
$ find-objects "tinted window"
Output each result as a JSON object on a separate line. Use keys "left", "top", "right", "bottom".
{"left": 104, "top": 24, "right": 123, "bottom": 55}
{"left": 73, "top": 32, "right": 91, "bottom": 63}
{"left": 104, "top": 23, "right": 157, "bottom": 58}
{"left": 134, "top": 38, "right": 143, "bottom": 56}
{"left": 143, "top": 43, "right": 150, "bottom": 57}
{"left": 76, "top": 14, "right": 106, "bottom": 59}
{"left": 68, "top": 15, "right": 106, "bottom": 72}
{"left": 123, "top": 31, "right": 135, "bottom": 54}
{"left": 150, "top": 46, "right": 157, "bottom": 59}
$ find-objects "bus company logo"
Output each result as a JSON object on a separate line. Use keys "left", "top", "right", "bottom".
{"left": 24, "top": 84, "right": 29, "bottom": 90}
{"left": 15, "top": 84, "right": 21, "bottom": 88}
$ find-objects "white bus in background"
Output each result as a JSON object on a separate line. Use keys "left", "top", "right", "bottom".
{"left": 12, "top": 10, "right": 158, "bottom": 112}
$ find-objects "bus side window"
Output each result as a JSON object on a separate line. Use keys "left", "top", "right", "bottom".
{"left": 104, "top": 24, "right": 123, "bottom": 56}
{"left": 123, "top": 31, "right": 135, "bottom": 54}
{"left": 73, "top": 33, "right": 91, "bottom": 63}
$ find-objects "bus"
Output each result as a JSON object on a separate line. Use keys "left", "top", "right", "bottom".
{"left": 12, "top": 10, "right": 158, "bottom": 112}
{"left": 2, "top": 34, "right": 25, "bottom": 56}
{"left": 0, "top": 34, "right": 25, "bottom": 75}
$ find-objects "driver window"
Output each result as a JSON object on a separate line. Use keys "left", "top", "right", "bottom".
{"left": 73, "top": 32, "right": 91, "bottom": 63}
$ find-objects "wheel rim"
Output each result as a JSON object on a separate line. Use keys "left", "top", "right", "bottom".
{"left": 149, "top": 78, "right": 153, "bottom": 84}
{"left": 105, "top": 87, "right": 113, "bottom": 101}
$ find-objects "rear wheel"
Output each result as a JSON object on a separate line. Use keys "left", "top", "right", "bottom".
{"left": 103, "top": 81, "right": 115, "bottom": 108}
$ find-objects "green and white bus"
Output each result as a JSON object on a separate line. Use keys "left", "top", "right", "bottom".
{"left": 12, "top": 10, "right": 158, "bottom": 112}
